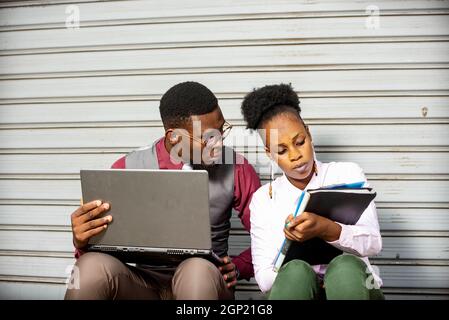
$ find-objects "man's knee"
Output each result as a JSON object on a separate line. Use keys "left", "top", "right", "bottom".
{"left": 65, "top": 252, "right": 127, "bottom": 299}
{"left": 172, "top": 258, "right": 225, "bottom": 299}
{"left": 174, "top": 257, "right": 220, "bottom": 283}
{"left": 77, "top": 252, "right": 126, "bottom": 280}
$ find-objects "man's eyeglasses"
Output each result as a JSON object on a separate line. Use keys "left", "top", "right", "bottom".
{"left": 176, "top": 121, "right": 233, "bottom": 147}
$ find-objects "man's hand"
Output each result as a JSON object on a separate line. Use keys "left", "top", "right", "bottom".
{"left": 284, "top": 211, "right": 341, "bottom": 243}
{"left": 218, "top": 256, "right": 238, "bottom": 289}
{"left": 71, "top": 200, "right": 113, "bottom": 249}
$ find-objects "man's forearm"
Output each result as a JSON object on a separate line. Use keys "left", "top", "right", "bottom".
{"left": 232, "top": 247, "right": 253, "bottom": 280}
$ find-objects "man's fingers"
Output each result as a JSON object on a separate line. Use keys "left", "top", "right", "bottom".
{"left": 226, "top": 279, "right": 237, "bottom": 288}
{"left": 223, "top": 270, "right": 236, "bottom": 282}
{"left": 77, "top": 202, "right": 110, "bottom": 224}
{"left": 220, "top": 256, "right": 231, "bottom": 264}
{"left": 78, "top": 215, "right": 112, "bottom": 233}
{"left": 82, "top": 224, "right": 108, "bottom": 240}
{"left": 72, "top": 200, "right": 102, "bottom": 218}
{"left": 219, "top": 263, "right": 234, "bottom": 273}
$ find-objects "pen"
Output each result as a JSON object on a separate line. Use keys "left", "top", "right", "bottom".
{"left": 285, "top": 190, "right": 306, "bottom": 228}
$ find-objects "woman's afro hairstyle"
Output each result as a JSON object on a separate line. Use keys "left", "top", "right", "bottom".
{"left": 240, "top": 83, "right": 301, "bottom": 130}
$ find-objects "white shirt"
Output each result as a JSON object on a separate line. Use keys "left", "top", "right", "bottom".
{"left": 250, "top": 161, "right": 383, "bottom": 293}
{"left": 182, "top": 163, "right": 193, "bottom": 171}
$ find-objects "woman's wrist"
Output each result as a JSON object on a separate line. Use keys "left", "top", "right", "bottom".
{"left": 320, "top": 218, "right": 342, "bottom": 242}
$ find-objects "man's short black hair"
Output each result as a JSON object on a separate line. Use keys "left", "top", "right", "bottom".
{"left": 240, "top": 83, "right": 301, "bottom": 129}
{"left": 159, "top": 81, "right": 218, "bottom": 129}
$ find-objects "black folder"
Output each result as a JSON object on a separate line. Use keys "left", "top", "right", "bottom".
{"left": 283, "top": 188, "right": 376, "bottom": 266}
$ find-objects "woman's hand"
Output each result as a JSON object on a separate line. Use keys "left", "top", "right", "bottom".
{"left": 284, "top": 211, "right": 342, "bottom": 242}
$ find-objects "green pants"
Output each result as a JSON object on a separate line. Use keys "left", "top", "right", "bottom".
{"left": 269, "top": 254, "right": 384, "bottom": 300}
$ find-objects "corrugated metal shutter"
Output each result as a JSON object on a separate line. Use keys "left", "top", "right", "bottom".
{"left": 0, "top": 0, "right": 448, "bottom": 299}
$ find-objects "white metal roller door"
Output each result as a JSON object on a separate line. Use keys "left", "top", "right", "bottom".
{"left": 0, "top": 0, "right": 448, "bottom": 299}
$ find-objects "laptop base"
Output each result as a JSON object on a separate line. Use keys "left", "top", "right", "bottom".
{"left": 87, "top": 245, "right": 222, "bottom": 267}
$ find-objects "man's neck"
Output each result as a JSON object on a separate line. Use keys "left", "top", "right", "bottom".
{"left": 164, "top": 136, "right": 187, "bottom": 166}
{"left": 163, "top": 136, "right": 173, "bottom": 156}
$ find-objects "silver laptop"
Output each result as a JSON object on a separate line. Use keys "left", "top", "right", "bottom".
{"left": 80, "top": 169, "right": 221, "bottom": 266}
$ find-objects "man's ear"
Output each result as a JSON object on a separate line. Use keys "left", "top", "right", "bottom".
{"left": 165, "top": 129, "right": 180, "bottom": 145}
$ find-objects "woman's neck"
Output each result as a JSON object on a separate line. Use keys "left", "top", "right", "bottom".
{"left": 285, "top": 168, "right": 315, "bottom": 191}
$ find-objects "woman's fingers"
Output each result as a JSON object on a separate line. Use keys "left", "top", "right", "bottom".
{"left": 287, "top": 219, "right": 301, "bottom": 229}
{"left": 284, "top": 228, "right": 301, "bottom": 242}
{"left": 284, "top": 231, "right": 296, "bottom": 241}
{"left": 293, "top": 219, "right": 312, "bottom": 233}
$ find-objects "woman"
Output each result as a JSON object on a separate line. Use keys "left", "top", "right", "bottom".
{"left": 241, "top": 84, "right": 383, "bottom": 300}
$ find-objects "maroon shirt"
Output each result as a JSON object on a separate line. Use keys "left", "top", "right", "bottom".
{"left": 75, "top": 137, "right": 260, "bottom": 280}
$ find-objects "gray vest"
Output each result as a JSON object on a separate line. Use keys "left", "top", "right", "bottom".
{"left": 125, "top": 138, "right": 235, "bottom": 257}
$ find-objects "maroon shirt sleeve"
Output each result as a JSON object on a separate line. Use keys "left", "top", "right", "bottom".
{"left": 231, "top": 154, "right": 261, "bottom": 280}
{"left": 74, "top": 156, "right": 126, "bottom": 259}
{"left": 111, "top": 156, "right": 126, "bottom": 169}
{"left": 74, "top": 248, "right": 84, "bottom": 259}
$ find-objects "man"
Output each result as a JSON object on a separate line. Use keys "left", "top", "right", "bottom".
{"left": 65, "top": 82, "right": 261, "bottom": 300}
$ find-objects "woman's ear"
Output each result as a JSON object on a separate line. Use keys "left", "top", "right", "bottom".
{"left": 264, "top": 147, "right": 272, "bottom": 160}
{"left": 304, "top": 124, "right": 313, "bottom": 143}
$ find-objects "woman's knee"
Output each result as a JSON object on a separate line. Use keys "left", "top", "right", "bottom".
{"left": 269, "top": 260, "right": 318, "bottom": 300}
{"left": 279, "top": 259, "right": 315, "bottom": 281}
{"left": 326, "top": 254, "right": 365, "bottom": 276}
{"left": 330, "top": 254, "right": 362, "bottom": 264}
{"left": 324, "top": 255, "right": 371, "bottom": 300}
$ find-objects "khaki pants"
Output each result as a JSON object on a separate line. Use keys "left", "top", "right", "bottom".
{"left": 64, "top": 252, "right": 234, "bottom": 300}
